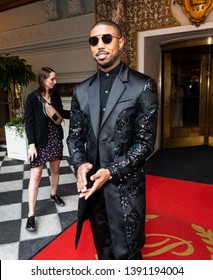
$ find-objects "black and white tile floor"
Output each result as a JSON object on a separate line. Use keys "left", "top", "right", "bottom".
{"left": 0, "top": 144, "right": 78, "bottom": 260}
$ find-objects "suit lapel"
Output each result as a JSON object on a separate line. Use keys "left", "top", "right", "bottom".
{"left": 88, "top": 75, "right": 101, "bottom": 139}
{"left": 101, "top": 74, "right": 126, "bottom": 128}
{"left": 88, "top": 63, "right": 129, "bottom": 132}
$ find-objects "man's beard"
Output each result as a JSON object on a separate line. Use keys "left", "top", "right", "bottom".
{"left": 99, "top": 60, "right": 114, "bottom": 69}
{"left": 95, "top": 53, "right": 120, "bottom": 69}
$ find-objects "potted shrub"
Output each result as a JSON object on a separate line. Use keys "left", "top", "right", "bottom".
{"left": 0, "top": 55, "right": 36, "bottom": 160}
{"left": 5, "top": 117, "right": 28, "bottom": 161}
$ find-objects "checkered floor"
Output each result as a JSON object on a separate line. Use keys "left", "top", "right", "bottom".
{"left": 0, "top": 144, "right": 78, "bottom": 260}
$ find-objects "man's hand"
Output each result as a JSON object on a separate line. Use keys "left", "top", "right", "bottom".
{"left": 79, "top": 168, "right": 111, "bottom": 200}
{"left": 77, "top": 163, "right": 93, "bottom": 193}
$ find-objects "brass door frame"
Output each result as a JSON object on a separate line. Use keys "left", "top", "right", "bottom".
{"left": 208, "top": 52, "right": 213, "bottom": 145}
{"left": 162, "top": 38, "right": 213, "bottom": 148}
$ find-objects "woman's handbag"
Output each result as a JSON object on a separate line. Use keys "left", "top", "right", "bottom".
{"left": 36, "top": 93, "right": 63, "bottom": 125}
{"left": 44, "top": 101, "right": 63, "bottom": 125}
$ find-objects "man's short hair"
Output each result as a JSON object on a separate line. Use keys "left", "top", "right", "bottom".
{"left": 91, "top": 19, "right": 123, "bottom": 37}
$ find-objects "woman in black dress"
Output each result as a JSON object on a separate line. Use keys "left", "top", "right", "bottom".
{"left": 25, "top": 67, "right": 70, "bottom": 231}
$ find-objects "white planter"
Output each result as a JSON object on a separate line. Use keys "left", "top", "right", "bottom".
{"left": 5, "top": 126, "right": 28, "bottom": 161}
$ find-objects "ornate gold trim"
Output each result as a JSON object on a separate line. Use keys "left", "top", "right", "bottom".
{"left": 173, "top": 0, "right": 213, "bottom": 26}
{"left": 96, "top": 0, "right": 180, "bottom": 69}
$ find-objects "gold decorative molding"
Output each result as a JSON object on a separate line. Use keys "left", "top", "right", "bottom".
{"left": 96, "top": 0, "right": 180, "bottom": 69}
{"left": 173, "top": 0, "right": 213, "bottom": 26}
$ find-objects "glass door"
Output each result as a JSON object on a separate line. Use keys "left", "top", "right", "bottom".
{"left": 162, "top": 41, "right": 213, "bottom": 148}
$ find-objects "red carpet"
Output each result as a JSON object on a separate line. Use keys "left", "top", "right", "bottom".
{"left": 33, "top": 175, "right": 213, "bottom": 260}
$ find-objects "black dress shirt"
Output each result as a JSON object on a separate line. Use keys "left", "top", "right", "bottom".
{"left": 99, "top": 62, "right": 122, "bottom": 120}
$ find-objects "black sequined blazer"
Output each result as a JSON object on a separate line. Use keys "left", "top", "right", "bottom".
{"left": 67, "top": 62, "right": 158, "bottom": 259}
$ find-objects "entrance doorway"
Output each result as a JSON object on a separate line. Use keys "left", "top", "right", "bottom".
{"left": 162, "top": 38, "right": 213, "bottom": 148}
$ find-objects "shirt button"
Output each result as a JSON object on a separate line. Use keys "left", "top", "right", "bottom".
{"left": 103, "top": 108, "right": 106, "bottom": 111}
{"left": 105, "top": 90, "right": 108, "bottom": 93}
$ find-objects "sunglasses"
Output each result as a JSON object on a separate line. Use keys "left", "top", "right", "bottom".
{"left": 88, "top": 34, "right": 121, "bottom": 46}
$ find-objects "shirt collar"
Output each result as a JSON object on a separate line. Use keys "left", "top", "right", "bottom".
{"left": 99, "top": 62, "right": 122, "bottom": 78}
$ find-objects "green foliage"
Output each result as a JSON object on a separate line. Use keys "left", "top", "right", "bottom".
{"left": 0, "top": 54, "right": 36, "bottom": 132}
{"left": 5, "top": 117, "right": 25, "bottom": 138}
{"left": 0, "top": 55, "right": 36, "bottom": 94}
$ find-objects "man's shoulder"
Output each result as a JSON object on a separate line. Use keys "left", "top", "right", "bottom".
{"left": 120, "top": 62, "right": 155, "bottom": 84}
{"left": 128, "top": 67, "right": 153, "bottom": 81}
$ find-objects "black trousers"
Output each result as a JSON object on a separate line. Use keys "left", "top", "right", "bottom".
{"left": 88, "top": 189, "right": 143, "bottom": 260}
{"left": 89, "top": 189, "right": 114, "bottom": 260}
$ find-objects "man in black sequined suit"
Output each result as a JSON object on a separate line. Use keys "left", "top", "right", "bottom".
{"left": 67, "top": 20, "right": 158, "bottom": 260}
